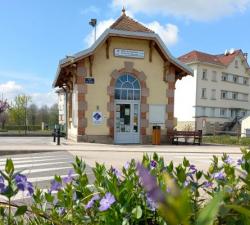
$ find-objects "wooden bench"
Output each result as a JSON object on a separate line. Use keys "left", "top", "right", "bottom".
{"left": 167, "top": 130, "right": 202, "bottom": 145}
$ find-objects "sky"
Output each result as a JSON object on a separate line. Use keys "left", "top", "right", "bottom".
{"left": 1, "top": 0, "right": 250, "bottom": 107}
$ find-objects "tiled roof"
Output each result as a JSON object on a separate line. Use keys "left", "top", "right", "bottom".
{"left": 178, "top": 50, "right": 243, "bottom": 66}
{"left": 110, "top": 13, "right": 154, "bottom": 33}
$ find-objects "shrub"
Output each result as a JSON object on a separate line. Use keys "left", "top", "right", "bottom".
{"left": 0, "top": 149, "right": 249, "bottom": 224}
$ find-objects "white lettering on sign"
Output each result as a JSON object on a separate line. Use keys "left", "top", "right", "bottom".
{"left": 114, "top": 49, "right": 145, "bottom": 59}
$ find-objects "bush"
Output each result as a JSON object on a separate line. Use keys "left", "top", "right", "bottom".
{"left": 0, "top": 149, "right": 250, "bottom": 224}
{"left": 203, "top": 135, "right": 245, "bottom": 145}
{"left": 5, "top": 125, "right": 42, "bottom": 131}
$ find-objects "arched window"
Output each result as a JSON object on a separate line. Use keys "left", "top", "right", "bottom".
{"left": 115, "top": 74, "right": 141, "bottom": 100}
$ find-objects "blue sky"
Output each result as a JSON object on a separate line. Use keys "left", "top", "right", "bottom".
{"left": 1, "top": 0, "right": 250, "bottom": 106}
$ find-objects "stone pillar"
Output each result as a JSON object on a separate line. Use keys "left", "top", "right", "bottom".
{"left": 166, "top": 66, "right": 176, "bottom": 132}
{"left": 76, "top": 62, "right": 88, "bottom": 140}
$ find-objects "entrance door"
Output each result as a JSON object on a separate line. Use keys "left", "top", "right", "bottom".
{"left": 115, "top": 101, "right": 140, "bottom": 144}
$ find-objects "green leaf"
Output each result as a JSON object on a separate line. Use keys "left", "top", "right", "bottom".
{"left": 122, "top": 218, "right": 130, "bottom": 225}
{"left": 132, "top": 206, "right": 142, "bottom": 219}
{"left": 15, "top": 205, "right": 27, "bottom": 217}
{"left": 226, "top": 205, "right": 250, "bottom": 218}
{"left": 196, "top": 191, "right": 224, "bottom": 225}
{"left": 5, "top": 158, "right": 14, "bottom": 175}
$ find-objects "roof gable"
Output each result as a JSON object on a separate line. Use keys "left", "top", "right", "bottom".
{"left": 110, "top": 13, "right": 154, "bottom": 33}
{"left": 179, "top": 49, "right": 249, "bottom": 69}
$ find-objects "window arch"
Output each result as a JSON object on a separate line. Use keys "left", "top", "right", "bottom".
{"left": 115, "top": 74, "right": 141, "bottom": 100}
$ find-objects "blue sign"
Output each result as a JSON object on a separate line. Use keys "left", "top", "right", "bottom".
{"left": 92, "top": 111, "right": 103, "bottom": 124}
{"left": 85, "top": 78, "right": 95, "bottom": 84}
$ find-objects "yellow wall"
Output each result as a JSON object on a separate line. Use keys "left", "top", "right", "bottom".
{"left": 83, "top": 37, "right": 168, "bottom": 136}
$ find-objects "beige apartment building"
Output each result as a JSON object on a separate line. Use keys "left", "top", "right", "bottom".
{"left": 53, "top": 10, "right": 192, "bottom": 144}
{"left": 177, "top": 49, "right": 250, "bottom": 134}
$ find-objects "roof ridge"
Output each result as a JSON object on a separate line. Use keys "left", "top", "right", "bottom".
{"left": 110, "top": 14, "right": 154, "bottom": 33}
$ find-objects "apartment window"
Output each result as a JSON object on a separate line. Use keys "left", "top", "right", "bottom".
{"left": 212, "top": 71, "right": 217, "bottom": 81}
{"left": 244, "top": 78, "right": 248, "bottom": 85}
{"left": 222, "top": 73, "right": 228, "bottom": 81}
{"left": 233, "top": 75, "right": 238, "bottom": 83}
{"left": 232, "top": 92, "right": 238, "bottom": 100}
{"left": 221, "top": 91, "right": 227, "bottom": 99}
{"left": 220, "top": 108, "right": 227, "bottom": 117}
{"left": 243, "top": 94, "right": 248, "bottom": 101}
{"left": 201, "top": 107, "right": 206, "bottom": 116}
{"left": 211, "top": 89, "right": 216, "bottom": 100}
{"left": 201, "top": 88, "right": 207, "bottom": 99}
{"left": 235, "top": 60, "right": 239, "bottom": 68}
{"left": 211, "top": 108, "right": 215, "bottom": 117}
{"left": 202, "top": 69, "right": 207, "bottom": 80}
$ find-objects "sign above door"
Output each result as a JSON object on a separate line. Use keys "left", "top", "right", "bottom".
{"left": 114, "top": 48, "right": 144, "bottom": 59}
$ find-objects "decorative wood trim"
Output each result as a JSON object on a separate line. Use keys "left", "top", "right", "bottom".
{"left": 149, "top": 40, "right": 155, "bottom": 62}
{"left": 106, "top": 38, "right": 111, "bottom": 59}
{"left": 89, "top": 55, "right": 94, "bottom": 77}
{"left": 163, "top": 61, "right": 170, "bottom": 82}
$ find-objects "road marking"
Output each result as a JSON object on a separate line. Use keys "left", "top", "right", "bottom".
{"left": 22, "top": 166, "right": 73, "bottom": 175}
{"left": 0, "top": 161, "right": 74, "bottom": 170}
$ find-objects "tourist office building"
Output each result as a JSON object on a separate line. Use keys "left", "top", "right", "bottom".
{"left": 53, "top": 10, "right": 192, "bottom": 144}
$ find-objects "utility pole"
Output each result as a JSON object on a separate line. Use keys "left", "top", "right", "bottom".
{"left": 89, "top": 19, "right": 97, "bottom": 44}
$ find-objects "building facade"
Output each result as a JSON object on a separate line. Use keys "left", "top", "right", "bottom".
{"left": 177, "top": 49, "right": 250, "bottom": 134}
{"left": 53, "top": 10, "right": 192, "bottom": 144}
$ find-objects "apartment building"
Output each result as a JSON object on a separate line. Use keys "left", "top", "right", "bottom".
{"left": 177, "top": 49, "right": 250, "bottom": 134}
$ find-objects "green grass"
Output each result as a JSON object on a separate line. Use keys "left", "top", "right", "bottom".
{"left": 203, "top": 135, "right": 250, "bottom": 146}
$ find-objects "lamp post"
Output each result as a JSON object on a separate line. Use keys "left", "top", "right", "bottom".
{"left": 89, "top": 19, "right": 97, "bottom": 44}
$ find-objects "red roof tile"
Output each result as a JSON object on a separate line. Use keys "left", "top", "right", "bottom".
{"left": 110, "top": 13, "right": 154, "bottom": 33}
{"left": 178, "top": 49, "right": 245, "bottom": 67}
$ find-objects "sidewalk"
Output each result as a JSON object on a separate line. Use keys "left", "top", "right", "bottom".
{"left": 0, "top": 137, "right": 243, "bottom": 155}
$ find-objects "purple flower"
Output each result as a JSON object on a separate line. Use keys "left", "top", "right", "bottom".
{"left": 15, "top": 174, "right": 27, "bottom": 183}
{"left": 17, "top": 182, "right": 26, "bottom": 191}
{"left": 213, "top": 172, "right": 225, "bottom": 180}
{"left": 150, "top": 160, "right": 157, "bottom": 169}
{"left": 237, "top": 158, "right": 245, "bottom": 165}
{"left": 50, "top": 180, "right": 62, "bottom": 192}
{"left": 85, "top": 194, "right": 100, "bottom": 210}
{"left": 98, "top": 193, "right": 115, "bottom": 211}
{"left": 111, "top": 167, "right": 122, "bottom": 179}
{"left": 146, "top": 195, "right": 157, "bottom": 211}
{"left": 203, "top": 181, "right": 213, "bottom": 188}
{"left": 63, "top": 169, "right": 74, "bottom": 184}
{"left": 225, "top": 156, "right": 234, "bottom": 165}
{"left": 189, "top": 165, "right": 197, "bottom": 174}
{"left": 0, "top": 176, "right": 5, "bottom": 193}
{"left": 137, "top": 163, "right": 165, "bottom": 203}
{"left": 57, "top": 207, "right": 65, "bottom": 216}
{"left": 184, "top": 180, "right": 190, "bottom": 187}
{"left": 27, "top": 182, "right": 34, "bottom": 195}
{"left": 124, "top": 162, "right": 130, "bottom": 170}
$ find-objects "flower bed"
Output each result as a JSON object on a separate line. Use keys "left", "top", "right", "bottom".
{"left": 0, "top": 149, "right": 249, "bottom": 224}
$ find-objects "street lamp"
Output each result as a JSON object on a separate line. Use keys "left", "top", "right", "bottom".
{"left": 89, "top": 19, "right": 97, "bottom": 44}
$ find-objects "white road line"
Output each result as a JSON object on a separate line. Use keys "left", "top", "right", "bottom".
{"left": 0, "top": 157, "right": 73, "bottom": 166}
{"left": 29, "top": 174, "right": 79, "bottom": 183}
{"left": 0, "top": 161, "right": 73, "bottom": 170}
{"left": 0, "top": 154, "right": 71, "bottom": 162}
{"left": 22, "top": 166, "right": 73, "bottom": 175}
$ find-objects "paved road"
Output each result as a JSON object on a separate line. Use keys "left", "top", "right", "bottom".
{"left": 0, "top": 151, "right": 88, "bottom": 190}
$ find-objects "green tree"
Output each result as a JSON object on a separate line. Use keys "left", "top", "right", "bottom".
{"left": 49, "top": 103, "right": 59, "bottom": 127}
{"left": 28, "top": 104, "right": 38, "bottom": 125}
{"left": 8, "top": 95, "right": 31, "bottom": 133}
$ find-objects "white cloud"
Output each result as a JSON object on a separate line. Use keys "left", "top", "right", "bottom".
{"left": 113, "top": 0, "right": 250, "bottom": 21}
{"left": 84, "top": 16, "right": 179, "bottom": 47}
{"left": 0, "top": 81, "right": 57, "bottom": 107}
{"left": 146, "top": 22, "right": 179, "bottom": 46}
{"left": 84, "top": 19, "right": 115, "bottom": 47}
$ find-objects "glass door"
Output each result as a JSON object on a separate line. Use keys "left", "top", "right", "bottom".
{"left": 115, "top": 101, "right": 140, "bottom": 144}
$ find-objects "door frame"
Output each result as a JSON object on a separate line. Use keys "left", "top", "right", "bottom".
{"left": 114, "top": 99, "right": 141, "bottom": 144}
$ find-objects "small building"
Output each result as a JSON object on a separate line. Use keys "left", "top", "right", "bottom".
{"left": 53, "top": 10, "right": 192, "bottom": 144}
{"left": 178, "top": 49, "right": 250, "bottom": 134}
{"left": 241, "top": 116, "right": 250, "bottom": 137}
